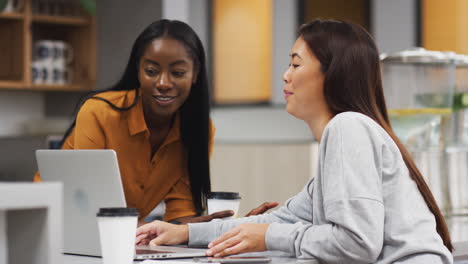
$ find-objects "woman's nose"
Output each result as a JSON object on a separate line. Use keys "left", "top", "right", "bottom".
{"left": 283, "top": 67, "right": 291, "bottom": 83}
{"left": 156, "top": 72, "right": 172, "bottom": 90}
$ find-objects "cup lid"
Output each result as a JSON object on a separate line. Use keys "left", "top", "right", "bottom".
{"left": 208, "top": 192, "right": 241, "bottom": 200}
{"left": 97, "top": 207, "right": 139, "bottom": 217}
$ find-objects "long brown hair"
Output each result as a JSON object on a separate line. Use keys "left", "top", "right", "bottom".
{"left": 299, "top": 19, "right": 453, "bottom": 251}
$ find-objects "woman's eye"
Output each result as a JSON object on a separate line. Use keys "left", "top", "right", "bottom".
{"left": 292, "top": 64, "right": 300, "bottom": 68}
{"left": 145, "top": 68, "right": 158, "bottom": 76}
{"left": 172, "top": 71, "right": 186, "bottom": 77}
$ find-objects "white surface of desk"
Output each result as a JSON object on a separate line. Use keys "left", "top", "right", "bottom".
{"left": 64, "top": 253, "right": 320, "bottom": 264}
{"left": 64, "top": 241, "right": 468, "bottom": 264}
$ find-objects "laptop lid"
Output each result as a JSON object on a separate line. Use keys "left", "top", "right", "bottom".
{"left": 37, "top": 149, "right": 207, "bottom": 260}
{"left": 36, "top": 149, "right": 126, "bottom": 257}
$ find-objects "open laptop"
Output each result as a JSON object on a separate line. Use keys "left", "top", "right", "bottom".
{"left": 36, "top": 149, "right": 206, "bottom": 260}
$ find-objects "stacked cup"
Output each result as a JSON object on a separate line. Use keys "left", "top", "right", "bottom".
{"left": 32, "top": 40, "right": 73, "bottom": 85}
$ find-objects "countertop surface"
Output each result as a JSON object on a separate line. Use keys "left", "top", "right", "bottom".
{"left": 63, "top": 242, "right": 468, "bottom": 264}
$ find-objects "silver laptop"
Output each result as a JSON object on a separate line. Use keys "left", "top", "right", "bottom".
{"left": 36, "top": 149, "right": 206, "bottom": 259}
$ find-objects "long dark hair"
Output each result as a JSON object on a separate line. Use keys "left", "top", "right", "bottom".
{"left": 61, "top": 19, "right": 211, "bottom": 215}
{"left": 299, "top": 19, "right": 453, "bottom": 251}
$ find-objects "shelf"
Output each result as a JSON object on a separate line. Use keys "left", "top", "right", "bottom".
{"left": 0, "top": 0, "right": 96, "bottom": 93}
{"left": 31, "top": 83, "right": 92, "bottom": 91}
{"left": 0, "top": 12, "right": 24, "bottom": 20}
{"left": 32, "top": 14, "right": 89, "bottom": 26}
{"left": 0, "top": 80, "right": 25, "bottom": 89}
{"left": 0, "top": 81, "right": 92, "bottom": 92}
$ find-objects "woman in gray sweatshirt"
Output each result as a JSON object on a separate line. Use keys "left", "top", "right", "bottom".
{"left": 135, "top": 19, "right": 453, "bottom": 264}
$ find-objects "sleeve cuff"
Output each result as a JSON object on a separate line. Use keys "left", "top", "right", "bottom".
{"left": 265, "top": 223, "right": 298, "bottom": 254}
{"left": 188, "top": 222, "right": 218, "bottom": 247}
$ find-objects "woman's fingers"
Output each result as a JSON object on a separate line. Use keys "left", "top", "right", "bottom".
{"left": 207, "top": 234, "right": 242, "bottom": 256}
{"left": 194, "top": 210, "right": 235, "bottom": 223}
{"left": 245, "top": 202, "right": 279, "bottom": 216}
{"left": 213, "top": 241, "right": 248, "bottom": 257}
{"left": 208, "top": 227, "right": 240, "bottom": 248}
{"left": 149, "top": 233, "right": 168, "bottom": 246}
{"left": 136, "top": 221, "right": 157, "bottom": 237}
{"left": 137, "top": 238, "right": 150, "bottom": 245}
{"left": 136, "top": 233, "right": 158, "bottom": 245}
{"left": 209, "top": 210, "right": 235, "bottom": 219}
{"left": 135, "top": 233, "right": 147, "bottom": 244}
{"left": 208, "top": 223, "right": 269, "bottom": 256}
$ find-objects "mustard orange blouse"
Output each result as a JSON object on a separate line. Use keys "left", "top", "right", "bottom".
{"left": 34, "top": 89, "right": 214, "bottom": 221}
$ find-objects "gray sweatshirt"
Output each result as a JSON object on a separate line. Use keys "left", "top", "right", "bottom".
{"left": 188, "top": 112, "right": 453, "bottom": 264}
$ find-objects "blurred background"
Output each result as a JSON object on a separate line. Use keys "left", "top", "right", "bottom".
{"left": 0, "top": 0, "right": 467, "bottom": 241}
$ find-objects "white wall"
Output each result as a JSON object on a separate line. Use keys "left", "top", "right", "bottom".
{"left": 0, "top": 91, "right": 44, "bottom": 136}
{"left": 212, "top": 107, "right": 312, "bottom": 143}
{"left": 211, "top": 143, "right": 319, "bottom": 215}
{"left": 371, "top": 0, "right": 417, "bottom": 54}
{"left": 272, "top": 0, "right": 297, "bottom": 105}
{"left": 96, "top": 0, "right": 163, "bottom": 90}
{"left": 162, "top": 0, "right": 189, "bottom": 24}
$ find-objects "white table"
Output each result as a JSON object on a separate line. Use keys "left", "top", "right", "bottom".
{"left": 64, "top": 252, "right": 320, "bottom": 264}
{"left": 63, "top": 241, "right": 468, "bottom": 264}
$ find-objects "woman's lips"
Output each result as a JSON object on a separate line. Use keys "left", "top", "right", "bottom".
{"left": 284, "top": 91, "right": 293, "bottom": 100}
{"left": 152, "top": 95, "right": 176, "bottom": 106}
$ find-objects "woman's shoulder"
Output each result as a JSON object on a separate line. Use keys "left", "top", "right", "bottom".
{"left": 324, "top": 111, "right": 390, "bottom": 143}
{"left": 80, "top": 90, "right": 135, "bottom": 113}
{"left": 327, "top": 112, "right": 379, "bottom": 130}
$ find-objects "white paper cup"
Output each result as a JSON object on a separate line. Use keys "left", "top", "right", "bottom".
{"left": 207, "top": 192, "right": 241, "bottom": 219}
{"left": 97, "top": 208, "right": 139, "bottom": 264}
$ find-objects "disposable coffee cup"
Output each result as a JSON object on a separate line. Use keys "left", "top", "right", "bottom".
{"left": 207, "top": 192, "right": 241, "bottom": 219}
{"left": 97, "top": 208, "right": 139, "bottom": 264}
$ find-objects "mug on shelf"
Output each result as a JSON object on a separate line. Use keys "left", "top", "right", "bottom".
{"left": 34, "top": 40, "right": 56, "bottom": 63}
{"left": 56, "top": 66, "right": 73, "bottom": 85}
{"left": 32, "top": 61, "right": 45, "bottom": 84}
{"left": 53, "top": 40, "right": 74, "bottom": 67}
{"left": 42, "top": 62, "right": 55, "bottom": 84}
{"left": 33, "top": 39, "right": 74, "bottom": 85}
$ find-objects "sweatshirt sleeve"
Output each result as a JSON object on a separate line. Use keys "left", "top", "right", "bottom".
{"left": 188, "top": 179, "right": 315, "bottom": 247}
{"left": 265, "top": 115, "right": 385, "bottom": 263}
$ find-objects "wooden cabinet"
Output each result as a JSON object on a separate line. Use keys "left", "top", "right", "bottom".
{"left": 423, "top": 0, "right": 468, "bottom": 54}
{"left": 0, "top": 0, "right": 96, "bottom": 91}
{"left": 302, "top": 0, "right": 370, "bottom": 31}
{"left": 212, "top": 0, "right": 272, "bottom": 104}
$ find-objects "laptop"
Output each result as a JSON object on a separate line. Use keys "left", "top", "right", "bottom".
{"left": 36, "top": 149, "right": 206, "bottom": 260}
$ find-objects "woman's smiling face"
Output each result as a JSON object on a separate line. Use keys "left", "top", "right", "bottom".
{"left": 138, "top": 37, "right": 197, "bottom": 119}
{"left": 282, "top": 36, "right": 326, "bottom": 122}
